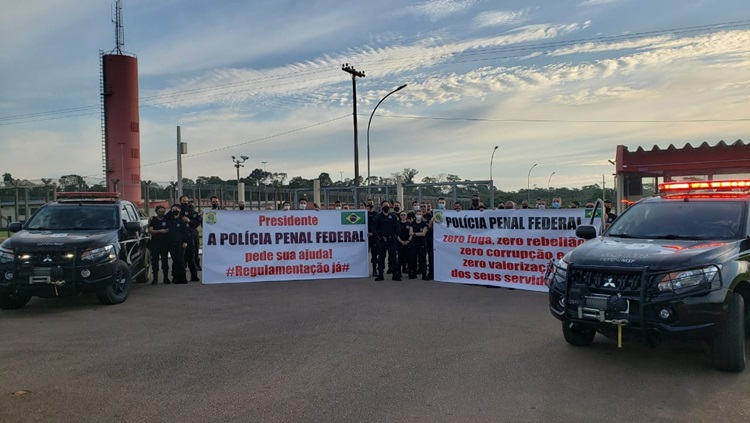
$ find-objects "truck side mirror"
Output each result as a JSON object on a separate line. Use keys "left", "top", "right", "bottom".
{"left": 576, "top": 225, "right": 597, "bottom": 240}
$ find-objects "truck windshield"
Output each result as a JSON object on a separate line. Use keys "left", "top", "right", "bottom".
{"left": 25, "top": 205, "right": 119, "bottom": 230}
{"left": 606, "top": 200, "right": 746, "bottom": 240}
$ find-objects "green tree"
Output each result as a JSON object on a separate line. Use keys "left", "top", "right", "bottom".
{"left": 317, "top": 172, "right": 333, "bottom": 187}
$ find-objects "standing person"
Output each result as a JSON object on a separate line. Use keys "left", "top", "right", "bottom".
{"left": 281, "top": 201, "right": 291, "bottom": 211}
{"left": 238, "top": 202, "right": 245, "bottom": 210}
{"left": 423, "top": 201, "right": 434, "bottom": 281}
{"left": 604, "top": 199, "right": 618, "bottom": 226}
{"left": 469, "top": 194, "right": 481, "bottom": 210}
{"left": 167, "top": 204, "right": 191, "bottom": 284}
{"left": 148, "top": 205, "right": 170, "bottom": 284}
{"left": 333, "top": 201, "right": 342, "bottom": 210}
{"left": 504, "top": 200, "right": 516, "bottom": 210}
{"left": 453, "top": 201, "right": 462, "bottom": 211}
{"left": 410, "top": 208, "right": 429, "bottom": 279}
{"left": 392, "top": 200, "right": 402, "bottom": 215}
{"left": 210, "top": 195, "right": 224, "bottom": 210}
{"left": 397, "top": 211, "right": 413, "bottom": 276}
{"left": 179, "top": 195, "right": 201, "bottom": 282}
{"left": 298, "top": 198, "right": 308, "bottom": 210}
{"left": 436, "top": 197, "right": 447, "bottom": 211}
{"left": 372, "top": 200, "right": 401, "bottom": 281}
{"left": 366, "top": 203, "right": 378, "bottom": 277}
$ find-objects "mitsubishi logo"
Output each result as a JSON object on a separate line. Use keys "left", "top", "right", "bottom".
{"left": 603, "top": 277, "right": 616, "bottom": 289}
{"left": 42, "top": 255, "right": 54, "bottom": 263}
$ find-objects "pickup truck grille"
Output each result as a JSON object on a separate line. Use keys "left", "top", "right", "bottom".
{"left": 569, "top": 268, "right": 643, "bottom": 293}
{"left": 17, "top": 250, "right": 76, "bottom": 267}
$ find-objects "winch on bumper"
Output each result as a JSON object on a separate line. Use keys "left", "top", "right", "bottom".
{"left": 0, "top": 246, "right": 119, "bottom": 297}
{"left": 546, "top": 261, "right": 727, "bottom": 343}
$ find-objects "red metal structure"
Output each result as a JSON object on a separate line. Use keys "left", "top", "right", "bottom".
{"left": 102, "top": 53, "right": 141, "bottom": 204}
{"left": 614, "top": 140, "right": 750, "bottom": 211}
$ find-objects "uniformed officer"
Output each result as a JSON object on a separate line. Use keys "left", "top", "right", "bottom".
{"left": 210, "top": 195, "right": 224, "bottom": 210}
{"left": 397, "top": 211, "right": 412, "bottom": 276}
{"left": 167, "top": 204, "right": 191, "bottom": 284}
{"left": 410, "top": 209, "right": 429, "bottom": 279}
{"left": 372, "top": 200, "right": 401, "bottom": 281}
{"left": 148, "top": 205, "right": 170, "bottom": 284}
{"left": 179, "top": 195, "right": 201, "bottom": 282}
{"left": 366, "top": 202, "right": 378, "bottom": 276}
{"left": 423, "top": 201, "right": 434, "bottom": 281}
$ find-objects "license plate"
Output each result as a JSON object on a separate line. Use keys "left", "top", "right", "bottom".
{"left": 29, "top": 268, "right": 51, "bottom": 284}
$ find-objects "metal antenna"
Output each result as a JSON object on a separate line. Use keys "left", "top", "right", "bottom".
{"left": 112, "top": 0, "right": 124, "bottom": 54}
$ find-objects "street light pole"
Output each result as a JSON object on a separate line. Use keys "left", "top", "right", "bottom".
{"left": 489, "top": 145, "right": 498, "bottom": 208}
{"left": 548, "top": 171, "right": 556, "bottom": 195}
{"left": 342, "top": 64, "right": 365, "bottom": 187}
{"left": 232, "top": 155, "right": 248, "bottom": 208}
{"left": 527, "top": 163, "right": 538, "bottom": 204}
{"left": 261, "top": 161, "right": 268, "bottom": 205}
{"left": 366, "top": 84, "right": 407, "bottom": 189}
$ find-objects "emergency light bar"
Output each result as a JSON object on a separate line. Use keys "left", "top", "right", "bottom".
{"left": 659, "top": 180, "right": 750, "bottom": 191}
{"left": 57, "top": 192, "right": 121, "bottom": 199}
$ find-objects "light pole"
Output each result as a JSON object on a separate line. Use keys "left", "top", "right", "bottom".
{"left": 527, "top": 163, "right": 537, "bottom": 204}
{"left": 548, "top": 171, "right": 556, "bottom": 197}
{"left": 489, "top": 145, "right": 498, "bottom": 208}
{"left": 608, "top": 159, "right": 617, "bottom": 214}
{"left": 342, "top": 64, "right": 366, "bottom": 187}
{"left": 232, "top": 155, "right": 248, "bottom": 208}
{"left": 261, "top": 161, "right": 268, "bottom": 204}
{"left": 366, "top": 84, "right": 407, "bottom": 188}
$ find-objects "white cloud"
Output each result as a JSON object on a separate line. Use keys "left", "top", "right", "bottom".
{"left": 549, "top": 86, "right": 658, "bottom": 105}
{"left": 579, "top": 0, "right": 620, "bottom": 6}
{"left": 405, "top": 0, "right": 480, "bottom": 21}
{"left": 474, "top": 10, "right": 528, "bottom": 28}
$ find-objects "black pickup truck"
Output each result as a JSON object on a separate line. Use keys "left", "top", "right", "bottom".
{"left": 545, "top": 180, "right": 750, "bottom": 372}
{"left": 0, "top": 192, "right": 151, "bottom": 308}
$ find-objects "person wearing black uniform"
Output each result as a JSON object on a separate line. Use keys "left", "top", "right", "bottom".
{"left": 210, "top": 195, "right": 224, "bottom": 210}
{"left": 409, "top": 210, "right": 429, "bottom": 279}
{"left": 604, "top": 199, "right": 617, "bottom": 227}
{"left": 148, "top": 205, "right": 170, "bottom": 284}
{"left": 179, "top": 195, "right": 201, "bottom": 282}
{"left": 366, "top": 203, "right": 378, "bottom": 276}
{"left": 468, "top": 194, "right": 481, "bottom": 210}
{"left": 372, "top": 200, "right": 401, "bottom": 281}
{"left": 397, "top": 211, "right": 412, "bottom": 276}
{"left": 167, "top": 204, "right": 191, "bottom": 284}
{"left": 423, "top": 203, "right": 434, "bottom": 280}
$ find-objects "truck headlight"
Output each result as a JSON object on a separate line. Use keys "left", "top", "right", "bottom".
{"left": 544, "top": 258, "right": 568, "bottom": 287}
{"left": 0, "top": 247, "right": 14, "bottom": 264}
{"left": 80, "top": 245, "right": 116, "bottom": 262}
{"left": 657, "top": 265, "right": 720, "bottom": 292}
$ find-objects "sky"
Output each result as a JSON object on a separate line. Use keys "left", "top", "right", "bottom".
{"left": 1, "top": 0, "right": 749, "bottom": 192}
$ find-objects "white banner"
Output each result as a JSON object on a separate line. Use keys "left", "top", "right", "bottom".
{"left": 202, "top": 210, "right": 369, "bottom": 283}
{"left": 433, "top": 209, "right": 600, "bottom": 292}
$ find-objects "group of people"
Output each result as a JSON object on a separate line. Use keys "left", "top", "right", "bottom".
{"left": 147, "top": 195, "right": 203, "bottom": 285}
{"left": 147, "top": 193, "right": 617, "bottom": 284}
{"left": 365, "top": 198, "right": 446, "bottom": 282}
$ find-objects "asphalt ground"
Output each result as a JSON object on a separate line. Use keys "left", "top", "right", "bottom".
{"left": 1, "top": 277, "right": 750, "bottom": 423}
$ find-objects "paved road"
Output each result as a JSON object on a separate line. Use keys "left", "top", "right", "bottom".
{"left": 1, "top": 278, "right": 749, "bottom": 423}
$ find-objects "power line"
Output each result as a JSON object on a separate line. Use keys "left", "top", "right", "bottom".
{"left": 370, "top": 114, "right": 750, "bottom": 123}
{"left": 2, "top": 19, "right": 749, "bottom": 125}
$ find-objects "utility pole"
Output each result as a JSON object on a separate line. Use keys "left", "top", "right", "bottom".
{"left": 342, "top": 63, "right": 365, "bottom": 187}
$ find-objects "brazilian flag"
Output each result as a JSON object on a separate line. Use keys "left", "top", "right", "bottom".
{"left": 584, "top": 209, "right": 603, "bottom": 218}
{"left": 341, "top": 211, "right": 365, "bottom": 225}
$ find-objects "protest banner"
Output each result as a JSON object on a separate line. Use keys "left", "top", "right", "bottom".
{"left": 432, "top": 209, "right": 600, "bottom": 292}
{"left": 202, "top": 210, "right": 369, "bottom": 283}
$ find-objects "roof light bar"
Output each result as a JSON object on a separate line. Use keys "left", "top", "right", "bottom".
{"left": 57, "top": 192, "right": 121, "bottom": 199}
{"left": 659, "top": 179, "right": 750, "bottom": 191}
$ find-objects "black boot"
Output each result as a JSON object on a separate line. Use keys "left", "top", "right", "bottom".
{"left": 151, "top": 274, "right": 158, "bottom": 285}
{"left": 163, "top": 273, "right": 171, "bottom": 284}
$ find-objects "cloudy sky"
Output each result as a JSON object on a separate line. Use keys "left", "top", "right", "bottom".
{"left": 1, "top": 0, "right": 749, "bottom": 191}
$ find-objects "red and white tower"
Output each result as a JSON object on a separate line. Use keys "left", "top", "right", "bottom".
{"left": 101, "top": 0, "right": 141, "bottom": 203}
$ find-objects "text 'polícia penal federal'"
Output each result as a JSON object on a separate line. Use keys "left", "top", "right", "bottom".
{"left": 207, "top": 231, "right": 366, "bottom": 246}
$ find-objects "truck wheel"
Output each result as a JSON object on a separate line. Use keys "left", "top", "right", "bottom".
{"left": 562, "top": 321, "right": 596, "bottom": 346}
{"left": 135, "top": 252, "right": 151, "bottom": 284}
{"left": 0, "top": 292, "right": 32, "bottom": 310}
{"left": 96, "top": 260, "right": 132, "bottom": 305}
{"left": 712, "top": 292, "right": 746, "bottom": 372}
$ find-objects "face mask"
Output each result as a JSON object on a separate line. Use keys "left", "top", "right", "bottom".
{"left": 437, "top": 203, "right": 445, "bottom": 209}
{"left": 605, "top": 207, "right": 612, "bottom": 213}
{"left": 394, "top": 207, "right": 400, "bottom": 213}
{"left": 552, "top": 202, "right": 561, "bottom": 209}
{"left": 283, "top": 205, "right": 290, "bottom": 211}
{"left": 537, "top": 204, "right": 546, "bottom": 209}
{"left": 181, "top": 202, "right": 188, "bottom": 207}
{"left": 299, "top": 204, "right": 306, "bottom": 210}
{"left": 335, "top": 206, "right": 342, "bottom": 210}
{"left": 239, "top": 205, "right": 245, "bottom": 210}
{"left": 416, "top": 214, "right": 422, "bottom": 221}
{"left": 413, "top": 205, "right": 420, "bottom": 211}
{"left": 211, "top": 203, "right": 219, "bottom": 209}
{"left": 522, "top": 205, "right": 528, "bottom": 209}
{"left": 172, "top": 210, "right": 180, "bottom": 215}
{"left": 157, "top": 211, "right": 165, "bottom": 217}
{"left": 382, "top": 206, "right": 390, "bottom": 213}
{"left": 472, "top": 199, "right": 479, "bottom": 206}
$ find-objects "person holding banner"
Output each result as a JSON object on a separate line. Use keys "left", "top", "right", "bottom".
{"left": 423, "top": 202, "right": 434, "bottom": 281}
{"left": 367, "top": 203, "right": 378, "bottom": 276}
{"left": 373, "top": 200, "right": 401, "bottom": 281}
{"left": 410, "top": 210, "right": 428, "bottom": 279}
